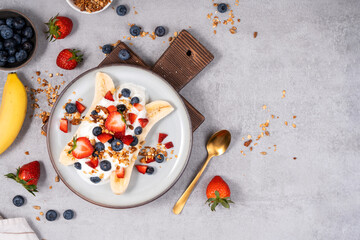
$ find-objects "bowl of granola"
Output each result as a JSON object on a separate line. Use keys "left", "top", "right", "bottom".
{"left": 66, "top": 0, "right": 112, "bottom": 14}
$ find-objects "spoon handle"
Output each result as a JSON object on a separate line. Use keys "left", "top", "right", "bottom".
{"left": 172, "top": 154, "right": 213, "bottom": 215}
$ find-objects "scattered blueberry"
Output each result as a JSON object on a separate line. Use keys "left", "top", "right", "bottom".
{"left": 134, "top": 126, "right": 142, "bottom": 135}
{"left": 0, "top": 41, "right": 3, "bottom": 50}
{"left": 22, "top": 42, "right": 33, "bottom": 52}
{"left": 0, "top": 61, "right": 5, "bottom": 67}
{"left": 22, "top": 26, "right": 33, "bottom": 39}
{"left": 13, "top": 195, "right": 25, "bottom": 207}
{"left": 13, "top": 34, "right": 21, "bottom": 44}
{"left": 1, "top": 26, "right": 13, "bottom": 39}
{"left": 217, "top": 3, "right": 228, "bottom": 13}
{"left": 100, "top": 160, "right": 112, "bottom": 171}
{"left": 117, "top": 104, "right": 126, "bottom": 112}
{"left": 65, "top": 103, "right": 77, "bottom": 114}
{"left": 146, "top": 166, "right": 154, "bottom": 175}
{"left": 46, "top": 210, "right": 58, "bottom": 221}
{"left": 121, "top": 88, "right": 131, "bottom": 97}
{"left": 130, "top": 136, "right": 138, "bottom": 146}
{"left": 155, "top": 154, "right": 165, "bottom": 163}
{"left": 130, "top": 97, "right": 139, "bottom": 105}
{"left": 0, "top": 51, "right": 8, "bottom": 62}
{"left": 6, "top": 18, "right": 15, "bottom": 28}
{"left": 111, "top": 139, "right": 123, "bottom": 151}
{"left": 91, "top": 110, "right": 98, "bottom": 115}
{"left": 90, "top": 176, "right": 101, "bottom": 184}
{"left": 155, "top": 26, "right": 166, "bottom": 37}
{"left": 118, "top": 49, "right": 130, "bottom": 61}
{"left": 129, "top": 25, "right": 141, "bottom": 36}
{"left": 95, "top": 142, "right": 105, "bottom": 152}
{"left": 74, "top": 162, "right": 82, "bottom": 170}
{"left": 102, "top": 44, "right": 113, "bottom": 54}
{"left": 7, "top": 56, "right": 15, "bottom": 64}
{"left": 63, "top": 209, "right": 74, "bottom": 220}
{"left": 116, "top": 5, "right": 127, "bottom": 16}
{"left": 15, "top": 49, "right": 27, "bottom": 62}
{"left": 7, "top": 47, "right": 16, "bottom": 56}
{"left": 13, "top": 17, "right": 26, "bottom": 30}
{"left": 4, "top": 38, "right": 16, "bottom": 49}
{"left": 92, "top": 126, "right": 102, "bottom": 136}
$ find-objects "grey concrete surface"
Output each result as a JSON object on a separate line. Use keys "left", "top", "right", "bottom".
{"left": 0, "top": 0, "right": 359, "bottom": 239}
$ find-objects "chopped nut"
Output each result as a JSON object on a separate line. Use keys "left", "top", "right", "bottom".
{"left": 25, "top": 151, "right": 29, "bottom": 155}
{"left": 40, "top": 212, "right": 44, "bottom": 216}
{"left": 260, "top": 152, "right": 267, "bottom": 155}
{"left": 55, "top": 175, "right": 60, "bottom": 182}
{"left": 292, "top": 124, "right": 296, "bottom": 128}
{"left": 253, "top": 32, "right": 258, "bottom": 38}
{"left": 36, "top": 216, "right": 40, "bottom": 221}
{"left": 33, "top": 206, "right": 41, "bottom": 210}
{"left": 36, "top": 71, "right": 40, "bottom": 76}
{"left": 244, "top": 139, "right": 252, "bottom": 147}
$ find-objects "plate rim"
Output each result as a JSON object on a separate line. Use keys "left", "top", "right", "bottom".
{"left": 46, "top": 63, "right": 193, "bottom": 209}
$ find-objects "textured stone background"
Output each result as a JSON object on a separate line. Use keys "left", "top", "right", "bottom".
{"left": 0, "top": 0, "right": 359, "bottom": 239}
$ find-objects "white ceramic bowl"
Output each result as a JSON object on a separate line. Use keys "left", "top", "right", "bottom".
{"left": 66, "top": 0, "right": 112, "bottom": 14}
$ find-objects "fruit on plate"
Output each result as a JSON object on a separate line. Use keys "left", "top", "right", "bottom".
{"left": 59, "top": 118, "right": 68, "bottom": 133}
{"left": 135, "top": 165, "right": 154, "bottom": 175}
{"left": 158, "top": 133, "right": 168, "bottom": 143}
{"left": 0, "top": 73, "right": 27, "bottom": 155}
{"left": 68, "top": 137, "right": 94, "bottom": 159}
{"left": 205, "top": 176, "right": 234, "bottom": 211}
{"left": 5, "top": 161, "right": 40, "bottom": 196}
{"left": 45, "top": 14, "right": 73, "bottom": 41}
{"left": 56, "top": 49, "right": 83, "bottom": 70}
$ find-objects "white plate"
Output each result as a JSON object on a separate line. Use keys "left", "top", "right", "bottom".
{"left": 47, "top": 65, "right": 192, "bottom": 208}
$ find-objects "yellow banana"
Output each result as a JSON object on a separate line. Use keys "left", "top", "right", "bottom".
{"left": 0, "top": 72, "right": 27, "bottom": 155}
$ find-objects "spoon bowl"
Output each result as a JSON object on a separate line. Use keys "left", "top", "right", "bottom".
{"left": 206, "top": 130, "right": 231, "bottom": 157}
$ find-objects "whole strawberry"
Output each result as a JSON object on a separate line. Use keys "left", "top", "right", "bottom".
{"left": 56, "top": 49, "right": 83, "bottom": 70}
{"left": 5, "top": 161, "right": 40, "bottom": 196}
{"left": 45, "top": 14, "right": 73, "bottom": 41}
{"left": 205, "top": 176, "right": 234, "bottom": 211}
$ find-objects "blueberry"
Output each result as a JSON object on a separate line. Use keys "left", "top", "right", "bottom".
{"left": 65, "top": 103, "right": 77, "bottom": 114}
{"left": 134, "top": 126, "right": 142, "bottom": 135}
{"left": 217, "top": 3, "right": 228, "bottom": 13}
{"left": 63, "top": 209, "right": 74, "bottom": 220}
{"left": 22, "top": 42, "right": 33, "bottom": 52}
{"left": 0, "top": 41, "right": 3, "bottom": 50}
{"left": 22, "top": 26, "right": 33, "bottom": 39}
{"left": 1, "top": 26, "right": 13, "bottom": 39}
{"left": 13, "top": 17, "right": 26, "bottom": 30}
{"left": 130, "top": 136, "right": 138, "bottom": 146}
{"left": 91, "top": 110, "right": 98, "bottom": 115}
{"left": 15, "top": 49, "right": 27, "bottom": 62}
{"left": 102, "top": 44, "right": 113, "bottom": 54}
{"left": 95, "top": 142, "right": 105, "bottom": 152}
{"left": 7, "top": 56, "right": 15, "bottom": 64}
{"left": 7, "top": 47, "right": 16, "bottom": 56}
{"left": 129, "top": 25, "right": 141, "bottom": 36}
{"left": 0, "top": 61, "right": 6, "bottom": 67}
{"left": 155, "top": 26, "right": 166, "bottom": 37}
{"left": 92, "top": 126, "right": 102, "bottom": 136}
{"left": 146, "top": 166, "right": 154, "bottom": 175}
{"left": 117, "top": 104, "right": 126, "bottom": 112}
{"left": 111, "top": 139, "right": 123, "bottom": 151}
{"left": 121, "top": 88, "right": 131, "bottom": 97}
{"left": 13, "top": 34, "right": 21, "bottom": 44}
{"left": 0, "top": 19, "right": 5, "bottom": 25}
{"left": 46, "top": 210, "right": 58, "bottom": 221}
{"left": 118, "top": 49, "right": 130, "bottom": 61}
{"left": 155, "top": 154, "right": 165, "bottom": 163}
{"left": 107, "top": 136, "right": 114, "bottom": 144}
{"left": 130, "top": 97, "right": 139, "bottom": 105}
{"left": 13, "top": 195, "right": 25, "bottom": 207}
{"left": 6, "top": 18, "right": 15, "bottom": 28}
{"left": 74, "top": 162, "right": 82, "bottom": 170}
{"left": 90, "top": 176, "right": 101, "bottom": 184}
{"left": 116, "top": 5, "right": 128, "bottom": 16}
{"left": 100, "top": 160, "right": 112, "bottom": 171}
{"left": 4, "top": 38, "right": 16, "bottom": 49}
{"left": 21, "top": 37, "right": 27, "bottom": 44}
{"left": 0, "top": 51, "right": 8, "bottom": 62}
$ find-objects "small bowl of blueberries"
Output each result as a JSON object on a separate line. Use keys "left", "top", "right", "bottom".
{"left": 0, "top": 9, "right": 37, "bottom": 71}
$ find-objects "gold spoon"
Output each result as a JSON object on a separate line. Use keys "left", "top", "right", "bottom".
{"left": 173, "top": 130, "right": 231, "bottom": 215}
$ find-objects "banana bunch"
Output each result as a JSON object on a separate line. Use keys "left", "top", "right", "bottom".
{"left": 0, "top": 73, "right": 27, "bottom": 155}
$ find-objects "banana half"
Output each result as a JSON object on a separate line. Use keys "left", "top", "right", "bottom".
{"left": 59, "top": 72, "right": 174, "bottom": 195}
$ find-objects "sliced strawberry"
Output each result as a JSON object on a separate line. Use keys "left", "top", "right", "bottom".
{"left": 116, "top": 167, "right": 125, "bottom": 178}
{"left": 105, "top": 112, "right": 126, "bottom": 133}
{"left": 135, "top": 165, "right": 147, "bottom": 174}
{"left": 72, "top": 137, "right": 94, "bottom": 159}
{"left": 114, "top": 131, "right": 125, "bottom": 139}
{"left": 164, "top": 141, "right": 174, "bottom": 149}
{"left": 128, "top": 113, "right": 137, "bottom": 124}
{"left": 121, "top": 135, "right": 134, "bottom": 145}
{"left": 75, "top": 101, "right": 86, "bottom": 114}
{"left": 138, "top": 118, "right": 149, "bottom": 128}
{"left": 107, "top": 105, "right": 117, "bottom": 113}
{"left": 60, "top": 118, "right": 68, "bottom": 133}
{"left": 134, "top": 103, "right": 143, "bottom": 111}
{"left": 97, "top": 133, "right": 113, "bottom": 143}
{"left": 86, "top": 158, "right": 99, "bottom": 169}
{"left": 104, "top": 91, "right": 114, "bottom": 101}
{"left": 158, "top": 133, "right": 168, "bottom": 143}
{"left": 146, "top": 157, "right": 155, "bottom": 163}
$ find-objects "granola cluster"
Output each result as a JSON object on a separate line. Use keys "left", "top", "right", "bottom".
{"left": 73, "top": 0, "right": 111, "bottom": 13}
